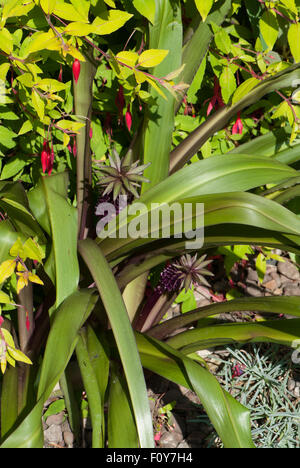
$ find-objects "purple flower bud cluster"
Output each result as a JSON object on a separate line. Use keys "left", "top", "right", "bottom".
{"left": 156, "top": 263, "right": 182, "bottom": 294}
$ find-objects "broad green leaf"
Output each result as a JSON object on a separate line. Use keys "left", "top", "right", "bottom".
{"left": 108, "top": 364, "right": 139, "bottom": 448}
{"left": 0, "top": 366, "right": 18, "bottom": 438}
{"left": 91, "top": 10, "right": 133, "bottom": 35}
{"left": 76, "top": 329, "right": 103, "bottom": 448}
{"left": 288, "top": 23, "right": 300, "bottom": 63}
{"left": 167, "top": 319, "right": 300, "bottom": 355}
{"left": 27, "top": 173, "right": 79, "bottom": 308}
{"left": 136, "top": 333, "right": 255, "bottom": 448}
{"left": 78, "top": 239, "right": 154, "bottom": 448}
{"left": 138, "top": 49, "right": 169, "bottom": 68}
{"left": 149, "top": 296, "right": 300, "bottom": 341}
{"left": 194, "top": 0, "right": 213, "bottom": 21}
{"left": 259, "top": 10, "right": 278, "bottom": 50}
{"left": 132, "top": 0, "right": 155, "bottom": 23}
{"left": 0, "top": 28, "right": 13, "bottom": 55}
{"left": 142, "top": 0, "right": 182, "bottom": 191}
{"left": 0, "top": 289, "right": 97, "bottom": 448}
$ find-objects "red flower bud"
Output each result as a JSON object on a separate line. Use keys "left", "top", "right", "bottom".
{"left": 72, "top": 59, "right": 81, "bottom": 84}
{"left": 58, "top": 65, "right": 63, "bottom": 82}
{"left": 0, "top": 316, "right": 3, "bottom": 327}
{"left": 232, "top": 112, "right": 243, "bottom": 135}
{"left": 89, "top": 126, "right": 93, "bottom": 139}
{"left": 41, "top": 149, "right": 49, "bottom": 173}
{"left": 125, "top": 106, "right": 132, "bottom": 132}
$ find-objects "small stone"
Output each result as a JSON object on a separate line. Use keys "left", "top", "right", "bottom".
{"left": 63, "top": 431, "right": 74, "bottom": 447}
{"left": 44, "top": 424, "right": 63, "bottom": 444}
{"left": 288, "top": 378, "right": 296, "bottom": 392}
{"left": 159, "top": 430, "right": 182, "bottom": 448}
{"left": 246, "top": 285, "right": 264, "bottom": 297}
{"left": 263, "top": 279, "right": 277, "bottom": 291}
{"left": 283, "top": 284, "right": 300, "bottom": 296}
{"left": 294, "top": 386, "right": 300, "bottom": 398}
{"left": 273, "top": 288, "right": 283, "bottom": 296}
{"left": 177, "top": 439, "right": 190, "bottom": 448}
{"left": 45, "top": 412, "right": 65, "bottom": 426}
{"left": 246, "top": 268, "right": 259, "bottom": 282}
{"left": 277, "top": 261, "right": 300, "bottom": 281}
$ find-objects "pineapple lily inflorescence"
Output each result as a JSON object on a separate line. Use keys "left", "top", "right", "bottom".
{"left": 158, "top": 253, "right": 214, "bottom": 293}
{"left": 95, "top": 149, "right": 150, "bottom": 201}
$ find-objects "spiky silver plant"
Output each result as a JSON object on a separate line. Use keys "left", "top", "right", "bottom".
{"left": 95, "top": 149, "right": 150, "bottom": 201}
{"left": 158, "top": 253, "right": 214, "bottom": 293}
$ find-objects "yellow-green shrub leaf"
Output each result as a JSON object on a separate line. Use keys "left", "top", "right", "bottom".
{"left": 288, "top": 23, "right": 300, "bottom": 63}
{"left": 219, "top": 66, "right": 236, "bottom": 104}
{"left": 232, "top": 77, "right": 260, "bottom": 104}
{"left": 1, "top": 328, "right": 15, "bottom": 348}
{"left": 0, "top": 63, "right": 10, "bottom": 82}
{"left": 194, "top": 0, "right": 213, "bottom": 21}
{"left": 0, "top": 291, "right": 11, "bottom": 304}
{"left": 23, "top": 238, "right": 45, "bottom": 263}
{"left": 9, "top": 237, "right": 25, "bottom": 259}
{"left": 91, "top": 10, "right": 133, "bottom": 35}
{"left": 64, "top": 21, "right": 93, "bottom": 36}
{"left": 116, "top": 51, "right": 139, "bottom": 68}
{"left": 53, "top": 0, "right": 89, "bottom": 22}
{"left": 0, "top": 28, "right": 13, "bottom": 55}
{"left": 259, "top": 10, "right": 278, "bottom": 50}
{"left": 31, "top": 89, "right": 45, "bottom": 121}
{"left": 7, "top": 346, "right": 32, "bottom": 365}
{"left": 36, "top": 78, "right": 67, "bottom": 93}
{"left": 138, "top": 49, "right": 169, "bottom": 68}
{"left": 40, "top": 0, "right": 57, "bottom": 15}
{"left": 27, "top": 31, "right": 61, "bottom": 55}
{"left": 0, "top": 260, "right": 16, "bottom": 284}
{"left": 132, "top": 0, "right": 155, "bottom": 24}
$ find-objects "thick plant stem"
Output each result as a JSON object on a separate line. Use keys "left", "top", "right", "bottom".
{"left": 73, "top": 50, "right": 96, "bottom": 240}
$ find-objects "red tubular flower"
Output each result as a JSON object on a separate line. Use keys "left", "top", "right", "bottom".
{"left": 0, "top": 316, "right": 3, "bottom": 327}
{"left": 125, "top": 105, "right": 132, "bottom": 132}
{"left": 41, "top": 140, "right": 54, "bottom": 174}
{"left": 72, "top": 59, "right": 81, "bottom": 84}
{"left": 207, "top": 76, "right": 224, "bottom": 116}
{"left": 232, "top": 111, "right": 243, "bottom": 135}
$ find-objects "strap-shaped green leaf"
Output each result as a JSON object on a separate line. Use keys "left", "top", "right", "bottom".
{"left": 0, "top": 289, "right": 98, "bottom": 448}
{"left": 78, "top": 238, "right": 154, "bottom": 448}
{"left": 136, "top": 332, "right": 255, "bottom": 448}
